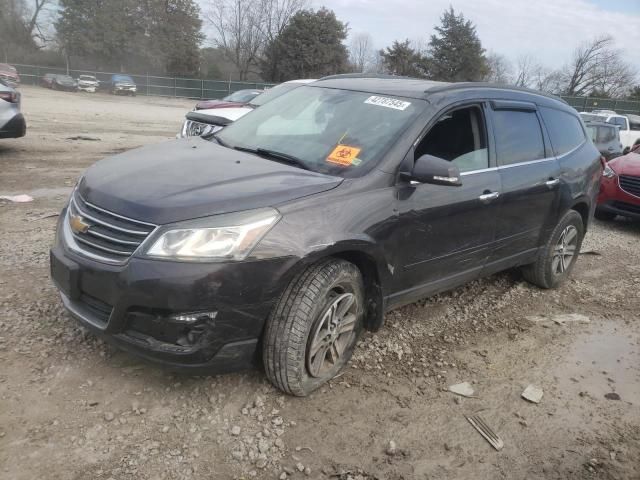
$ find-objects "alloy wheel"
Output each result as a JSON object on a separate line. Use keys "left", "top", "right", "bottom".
{"left": 306, "top": 290, "right": 358, "bottom": 378}
{"left": 552, "top": 225, "right": 578, "bottom": 275}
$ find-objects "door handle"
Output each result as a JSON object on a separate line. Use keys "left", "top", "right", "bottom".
{"left": 545, "top": 178, "right": 560, "bottom": 188}
{"left": 478, "top": 191, "right": 500, "bottom": 204}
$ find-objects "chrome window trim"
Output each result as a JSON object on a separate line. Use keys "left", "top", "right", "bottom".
{"left": 554, "top": 139, "right": 586, "bottom": 160}
{"left": 497, "top": 157, "right": 556, "bottom": 170}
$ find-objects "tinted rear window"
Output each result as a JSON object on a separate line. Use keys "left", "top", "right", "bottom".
{"left": 492, "top": 110, "right": 545, "bottom": 165}
{"left": 540, "top": 107, "right": 585, "bottom": 156}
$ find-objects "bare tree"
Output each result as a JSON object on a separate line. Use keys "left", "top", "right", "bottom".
{"left": 349, "top": 32, "right": 374, "bottom": 73}
{"left": 206, "top": 0, "right": 306, "bottom": 80}
{"left": 513, "top": 54, "right": 541, "bottom": 88}
{"left": 207, "top": 0, "right": 264, "bottom": 80}
{"left": 484, "top": 52, "right": 511, "bottom": 84}
{"left": 561, "top": 35, "right": 636, "bottom": 96}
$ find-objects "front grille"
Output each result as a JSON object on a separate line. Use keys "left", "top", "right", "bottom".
{"left": 619, "top": 175, "right": 640, "bottom": 198}
{"left": 612, "top": 201, "right": 640, "bottom": 215}
{"left": 68, "top": 190, "right": 156, "bottom": 263}
{"left": 185, "top": 119, "right": 222, "bottom": 137}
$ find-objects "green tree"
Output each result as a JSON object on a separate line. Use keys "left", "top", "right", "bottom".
{"left": 55, "top": 0, "right": 203, "bottom": 74}
{"left": 628, "top": 86, "right": 640, "bottom": 101}
{"left": 379, "top": 40, "right": 425, "bottom": 77}
{"left": 261, "top": 7, "right": 348, "bottom": 82}
{"left": 425, "top": 7, "right": 488, "bottom": 82}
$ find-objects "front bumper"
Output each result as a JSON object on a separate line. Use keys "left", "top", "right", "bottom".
{"left": 0, "top": 113, "right": 26, "bottom": 138}
{"left": 78, "top": 85, "right": 97, "bottom": 92}
{"left": 50, "top": 210, "right": 296, "bottom": 373}
{"left": 597, "top": 175, "right": 640, "bottom": 219}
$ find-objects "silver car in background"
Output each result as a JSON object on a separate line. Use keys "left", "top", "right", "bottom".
{"left": 0, "top": 79, "right": 26, "bottom": 139}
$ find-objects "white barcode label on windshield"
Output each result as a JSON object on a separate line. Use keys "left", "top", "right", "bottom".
{"left": 364, "top": 96, "right": 411, "bottom": 111}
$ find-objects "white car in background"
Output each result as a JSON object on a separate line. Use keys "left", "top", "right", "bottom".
{"left": 179, "top": 79, "right": 316, "bottom": 138}
{"left": 582, "top": 111, "right": 640, "bottom": 153}
{"left": 77, "top": 75, "right": 99, "bottom": 93}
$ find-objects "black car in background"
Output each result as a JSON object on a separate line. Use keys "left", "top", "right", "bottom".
{"left": 41, "top": 74, "right": 77, "bottom": 91}
{"left": 50, "top": 75, "right": 601, "bottom": 396}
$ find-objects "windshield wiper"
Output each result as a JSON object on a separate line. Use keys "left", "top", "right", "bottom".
{"left": 233, "top": 146, "right": 311, "bottom": 170}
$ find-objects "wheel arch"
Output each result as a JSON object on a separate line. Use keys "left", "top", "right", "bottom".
{"left": 570, "top": 198, "right": 591, "bottom": 232}
{"left": 277, "top": 241, "right": 390, "bottom": 333}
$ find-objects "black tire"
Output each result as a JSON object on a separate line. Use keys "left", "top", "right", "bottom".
{"left": 522, "top": 210, "right": 584, "bottom": 289}
{"left": 594, "top": 209, "right": 616, "bottom": 221}
{"left": 263, "top": 259, "right": 365, "bottom": 396}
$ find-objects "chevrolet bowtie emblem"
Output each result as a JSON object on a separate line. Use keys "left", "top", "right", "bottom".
{"left": 69, "top": 213, "right": 90, "bottom": 234}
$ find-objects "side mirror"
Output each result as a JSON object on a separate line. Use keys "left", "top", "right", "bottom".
{"left": 402, "top": 154, "right": 462, "bottom": 187}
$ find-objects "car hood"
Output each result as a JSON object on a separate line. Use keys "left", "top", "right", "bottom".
{"left": 610, "top": 152, "right": 640, "bottom": 176}
{"left": 78, "top": 138, "right": 342, "bottom": 225}
{"left": 194, "top": 106, "right": 253, "bottom": 122}
{"left": 196, "top": 100, "right": 245, "bottom": 110}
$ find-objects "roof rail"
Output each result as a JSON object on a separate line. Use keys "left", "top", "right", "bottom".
{"left": 318, "top": 73, "right": 424, "bottom": 81}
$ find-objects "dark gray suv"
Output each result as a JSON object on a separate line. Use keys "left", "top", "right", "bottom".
{"left": 50, "top": 75, "right": 601, "bottom": 396}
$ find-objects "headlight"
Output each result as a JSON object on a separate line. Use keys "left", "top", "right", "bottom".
{"left": 603, "top": 164, "right": 616, "bottom": 178}
{"left": 144, "top": 208, "right": 280, "bottom": 261}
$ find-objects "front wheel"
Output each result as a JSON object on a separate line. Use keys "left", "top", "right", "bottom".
{"left": 263, "top": 259, "right": 364, "bottom": 396}
{"left": 522, "top": 210, "right": 584, "bottom": 289}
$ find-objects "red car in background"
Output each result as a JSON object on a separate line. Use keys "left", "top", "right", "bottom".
{"left": 0, "top": 64, "right": 20, "bottom": 87}
{"left": 596, "top": 143, "right": 640, "bottom": 220}
{"left": 194, "top": 89, "right": 263, "bottom": 110}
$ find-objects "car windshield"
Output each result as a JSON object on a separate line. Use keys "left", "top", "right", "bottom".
{"left": 249, "top": 82, "right": 306, "bottom": 107}
{"left": 580, "top": 113, "right": 602, "bottom": 123}
{"left": 217, "top": 86, "right": 425, "bottom": 177}
{"left": 114, "top": 75, "right": 133, "bottom": 83}
{"left": 224, "top": 90, "right": 261, "bottom": 103}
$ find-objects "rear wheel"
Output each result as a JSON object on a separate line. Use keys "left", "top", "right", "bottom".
{"left": 522, "top": 210, "right": 584, "bottom": 289}
{"left": 263, "top": 259, "right": 364, "bottom": 396}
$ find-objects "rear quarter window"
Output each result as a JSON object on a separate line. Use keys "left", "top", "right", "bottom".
{"left": 540, "top": 107, "right": 586, "bottom": 156}
{"left": 492, "top": 110, "right": 545, "bottom": 165}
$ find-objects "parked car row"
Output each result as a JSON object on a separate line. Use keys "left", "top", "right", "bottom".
{"left": 580, "top": 110, "right": 640, "bottom": 154}
{"left": 40, "top": 73, "right": 136, "bottom": 95}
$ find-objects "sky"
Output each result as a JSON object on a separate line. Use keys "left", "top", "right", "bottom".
{"left": 309, "top": 0, "right": 640, "bottom": 70}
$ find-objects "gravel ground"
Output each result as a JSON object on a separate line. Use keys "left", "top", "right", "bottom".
{"left": 1, "top": 86, "right": 639, "bottom": 480}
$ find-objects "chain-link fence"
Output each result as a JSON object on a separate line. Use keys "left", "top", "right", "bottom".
{"left": 560, "top": 96, "right": 640, "bottom": 115}
{"left": 12, "top": 64, "right": 275, "bottom": 99}
{"left": 11, "top": 64, "right": 640, "bottom": 113}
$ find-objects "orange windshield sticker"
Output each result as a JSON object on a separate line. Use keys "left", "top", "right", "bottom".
{"left": 327, "top": 145, "right": 362, "bottom": 166}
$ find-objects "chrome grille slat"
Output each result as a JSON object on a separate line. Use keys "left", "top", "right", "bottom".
{"left": 71, "top": 197, "right": 149, "bottom": 236}
{"left": 66, "top": 191, "right": 157, "bottom": 263}
{"left": 619, "top": 175, "right": 640, "bottom": 198}
{"left": 73, "top": 234, "right": 133, "bottom": 256}
{"left": 85, "top": 228, "right": 141, "bottom": 246}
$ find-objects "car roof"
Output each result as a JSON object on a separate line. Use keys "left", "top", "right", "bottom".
{"left": 314, "top": 74, "right": 569, "bottom": 109}
{"left": 283, "top": 79, "right": 317, "bottom": 85}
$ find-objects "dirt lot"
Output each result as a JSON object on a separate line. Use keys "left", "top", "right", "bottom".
{"left": 1, "top": 86, "right": 639, "bottom": 480}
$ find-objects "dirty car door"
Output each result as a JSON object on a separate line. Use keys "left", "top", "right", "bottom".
{"left": 389, "top": 103, "right": 501, "bottom": 307}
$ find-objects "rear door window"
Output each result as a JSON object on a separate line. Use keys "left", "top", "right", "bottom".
{"left": 540, "top": 107, "right": 586, "bottom": 156}
{"left": 492, "top": 110, "right": 545, "bottom": 166}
